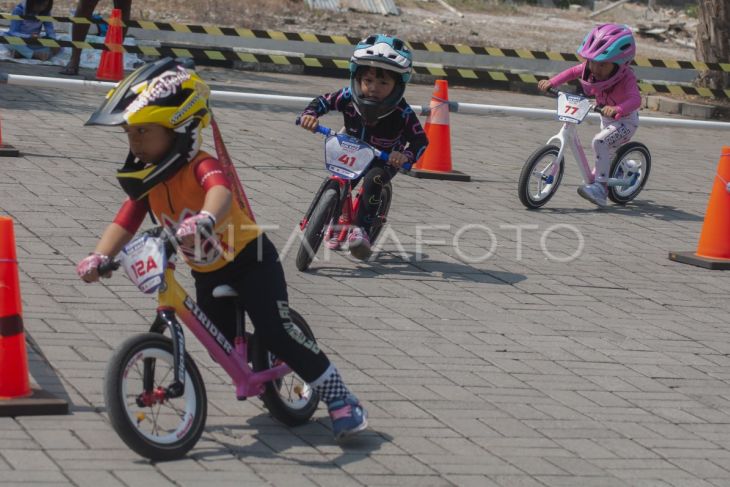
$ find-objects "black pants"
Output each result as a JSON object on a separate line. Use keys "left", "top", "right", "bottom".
{"left": 351, "top": 163, "right": 397, "bottom": 234}
{"left": 192, "top": 234, "right": 330, "bottom": 383}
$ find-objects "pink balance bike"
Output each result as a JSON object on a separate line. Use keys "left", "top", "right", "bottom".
{"left": 296, "top": 123, "right": 408, "bottom": 271}
{"left": 99, "top": 227, "right": 319, "bottom": 461}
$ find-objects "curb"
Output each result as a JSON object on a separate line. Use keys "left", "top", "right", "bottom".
{"left": 643, "top": 95, "right": 730, "bottom": 120}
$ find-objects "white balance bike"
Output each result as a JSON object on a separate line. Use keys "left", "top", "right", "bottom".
{"left": 518, "top": 88, "right": 651, "bottom": 209}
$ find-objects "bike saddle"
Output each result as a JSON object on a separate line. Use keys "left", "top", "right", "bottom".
{"left": 212, "top": 285, "right": 238, "bottom": 298}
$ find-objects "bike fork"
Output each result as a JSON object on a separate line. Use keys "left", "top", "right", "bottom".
{"left": 147, "top": 310, "right": 186, "bottom": 399}
{"left": 563, "top": 125, "right": 594, "bottom": 185}
{"left": 335, "top": 186, "right": 356, "bottom": 242}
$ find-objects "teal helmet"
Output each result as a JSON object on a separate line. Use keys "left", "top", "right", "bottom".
{"left": 349, "top": 34, "right": 413, "bottom": 123}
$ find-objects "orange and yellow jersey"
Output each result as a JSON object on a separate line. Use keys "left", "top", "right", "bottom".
{"left": 113, "top": 151, "right": 261, "bottom": 273}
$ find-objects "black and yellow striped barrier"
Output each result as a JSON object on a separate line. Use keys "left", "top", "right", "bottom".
{"left": 2, "top": 35, "right": 729, "bottom": 100}
{"left": 2, "top": 12, "right": 729, "bottom": 73}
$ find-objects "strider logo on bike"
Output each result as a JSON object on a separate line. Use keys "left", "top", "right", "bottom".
{"left": 340, "top": 140, "right": 362, "bottom": 153}
{"left": 184, "top": 295, "right": 234, "bottom": 355}
{"left": 277, "top": 301, "right": 320, "bottom": 354}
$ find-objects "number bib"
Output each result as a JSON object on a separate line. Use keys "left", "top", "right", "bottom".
{"left": 120, "top": 234, "right": 167, "bottom": 294}
{"left": 557, "top": 92, "right": 592, "bottom": 124}
{"left": 324, "top": 134, "right": 377, "bottom": 180}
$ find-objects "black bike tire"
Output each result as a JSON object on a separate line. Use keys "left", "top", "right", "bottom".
{"left": 368, "top": 182, "right": 393, "bottom": 245}
{"left": 296, "top": 188, "right": 339, "bottom": 272}
{"left": 104, "top": 333, "right": 207, "bottom": 462}
{"left": 251, "top": 308, "right": 320, "bottom": 426}
{"left": 518, "top": 145, "right": 563, "bottom": 209}
{"left": 607, "top": 142, "right": 652, "bottom": 205}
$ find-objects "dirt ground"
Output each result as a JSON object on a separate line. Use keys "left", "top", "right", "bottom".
{"left": 2, "top": 0, "right": 696, "bottom": 61}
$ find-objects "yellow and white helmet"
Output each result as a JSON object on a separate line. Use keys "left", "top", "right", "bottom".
{"left": 86, "top": 58, "right": 212, "bottom": 200}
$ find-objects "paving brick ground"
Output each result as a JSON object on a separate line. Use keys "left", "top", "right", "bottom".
{"left": 1, "top": 62, "right": 730, "bottom": 486}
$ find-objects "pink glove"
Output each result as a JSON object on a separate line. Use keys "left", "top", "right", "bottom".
{"left": 175, "top": 211, "right": 216, "bottom": 241}
{"left": 176, "top": 212, "right": 220, "bottom": 263}
{"left": 76, "top": 253, "right": 111, "bottom": 282}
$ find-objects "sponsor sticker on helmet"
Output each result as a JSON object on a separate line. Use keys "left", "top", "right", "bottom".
{"left": 126, "top": 67, "right": 192, "bottom": 117}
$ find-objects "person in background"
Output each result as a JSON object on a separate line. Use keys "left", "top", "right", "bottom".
{"left": 59, "top": 0, "right": 131, "bottom": 75}
{"left": 5, "top": 0, "right": 61, "bottom": 61}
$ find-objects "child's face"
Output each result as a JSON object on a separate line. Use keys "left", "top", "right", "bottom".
{"left": 358, "top": 68, "right": 397, "bottom": 102}
{"left": 123, "top": 123, "right": 175, "bottom": 165}
{"left": 588, "top": 60, "right": 615, "bottom": 81}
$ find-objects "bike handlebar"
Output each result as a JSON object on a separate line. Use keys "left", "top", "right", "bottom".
{"left": 296, "top": 117, "right": 394, "bottom": 165}
{"left": 546, "top": 87, "right": 604, "bottom": 114}
{"left": 98, "top": 259, "right": 120, "bottom": 275}
{"left": 96, "top": 227, "right": 176, "bottom": 276}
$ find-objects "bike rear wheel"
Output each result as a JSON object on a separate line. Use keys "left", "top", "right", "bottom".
{"left": 518, "top": 145, "right": 563, "bottom": 209}
{"left": 608, "top": 142, "right": 651, "bottom": 205}
{"left": 296, "top": 187, "right": 339, "bottom": 272}
{"left": 251, "top": 308, "right": 319, "bottom": 426}
{"left": 368, "top": 182, "right": 392, "bottom": 244}
{"left": 104, "top": 333, "right": 207, "bottom": 462}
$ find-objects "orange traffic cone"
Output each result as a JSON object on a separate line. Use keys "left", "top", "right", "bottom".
{"left": 0, "top": 217, "right": 68, "bottom": 416}
{"left": 408, "top": 80, "right": 470, "bottom": 182}
{"left": 670, "top": 146, "right": 730, "bottom": 269}
{"left": 96, "top": 8, "right": 124, "bottom": 81}
{"left": 0, "top": 112, "right": 19, "bottom": 157}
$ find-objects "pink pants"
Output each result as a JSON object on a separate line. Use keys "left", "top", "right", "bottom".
{"left": 592, "top": 111, "right": 639, "bottom": 184}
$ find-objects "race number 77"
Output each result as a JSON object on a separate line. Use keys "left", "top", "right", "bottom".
{"left": 564, "top": 104, "right": 579, "bottom": 115}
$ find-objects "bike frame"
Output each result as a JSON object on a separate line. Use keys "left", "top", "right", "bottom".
{"left": 548, "top": 122, "right": 595, "bottom": 186}
{"left": 326, "top": 177, "right": 364, "bottom": 244}
{"left": 547, "top": 109, "right": 637, "bottom": 188}
{"left": 149, "top": 260, "right": 291, "bottom": 401}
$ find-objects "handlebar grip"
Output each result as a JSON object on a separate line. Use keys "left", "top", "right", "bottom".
{"left": 547, "top": 87, "right": 560, "bottom": 97}
{"left": 98, "top": 260, "right": 120, "bottom": 275}
{"left": 377, "top": 151, "right": 390, "bottom": 162}
{"left": 296, "top": 116, "right": 332, "bottom": 136}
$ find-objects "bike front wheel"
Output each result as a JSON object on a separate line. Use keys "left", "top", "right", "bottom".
{"left": 251, "top": 308, "right": 320, "bottom": 426}
{"left": 518, "top": 145, "right": 564, "bottom": 209}
{"left": 104, "top": 333, "right": 207, "bottom": 462}
{"left": 608, "top": 142, "right": 651, "bottom": 205}
{"left": 296, "top": 187, "right": 339, "bottom": 272}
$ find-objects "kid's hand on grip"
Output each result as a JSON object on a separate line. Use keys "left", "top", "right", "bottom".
{"left": 538, "top": 80, "right": 554, "bottom": 93}
{"left": 175, "top": 212, "right": 216, "bottom": 248}
{"left": 298, "top": 114, "right": 320, "bottom": 133}
{"left": 388, "top": 151, "right": 408, "bottom": 168}
{"left": 77, "top": 253, "right": 113, "bottom": 282}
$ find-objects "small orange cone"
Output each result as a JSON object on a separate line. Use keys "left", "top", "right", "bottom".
{"left": 96, "top": 8, "right": 124, "bottom": 81}
{"left": 408, "top": 80, "right": 470, "bottom": 182}
{"left": 0, "top": 217, "right": 67, "bottom": 416}
{"left": 670, "top": 146, "right": 730, "bottom": 269}
{"left": 0, "top": 112, "right": 19, "bottom": 157}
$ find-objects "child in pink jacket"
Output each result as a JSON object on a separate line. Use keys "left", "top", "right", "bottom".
{"left": 538, "top": 23, "right": 641, "bottom": 207}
